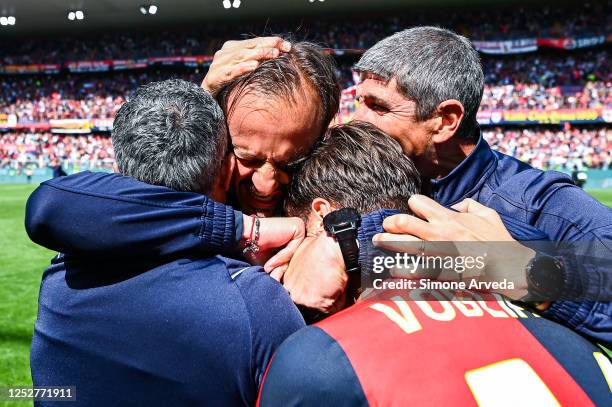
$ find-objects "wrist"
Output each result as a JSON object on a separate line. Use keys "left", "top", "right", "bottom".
{"left": 319, "top": 232, "right": 346, "bottom": 270}
{"left": 241, "top": 214, "right": 260, "bottom": 255}
{"left": 481, "top": 242, "right": 535, "bottom": 301}
{"left": 323, "top": 208, "right": 361, "bottom": 274}
{"left": 201, "top": 78, "right": 215, "bottom": 96}
{"left": 241, "top": 214, "right": 253, "bottom": 244}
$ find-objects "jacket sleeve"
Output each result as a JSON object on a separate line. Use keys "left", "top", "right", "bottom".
{"left": 25, "top": 171, "right": 242, "bottom": 259}
{"left": 541, "top": 229, "right": 612, "bottom": 346}
{"left": 358, "top": 209, "right": 400, "bottom": 275}
{"left": 358, "top": 207, "right": 612, "bottom": 345}
{"left": 357, "top": 209, "right": 549, "bottom": 272}
{"left": 517, "top": 175, "right": 612, "bottom": 345}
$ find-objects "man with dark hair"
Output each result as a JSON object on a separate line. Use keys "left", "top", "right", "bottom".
{"left": 255, "top": 123, "right": 611, "bottom": 407}
{"left": 29, "top": 79, "right": 305, "bottom": 406}
{"left": 214, "top": 41, "right": 340, "bottom": 217}
{"left": 285, "top": 121, "right": 419, "bottom": 221}
{"left": 282, "top": 122, "right": 421, "bottom": 312}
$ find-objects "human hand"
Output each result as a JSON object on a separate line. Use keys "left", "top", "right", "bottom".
{"left": 374, "top": 195, "right": 514, "bottom": 244}
{"left": 241, "top": 215, "right": 305, "bottom": 280}
{"left": 282, "top": 233, "right": 348, "bottom": 314}
{"left": 373, "top": 195, "right": 534, "bottom": 299}
{"left": 201, "top": 37, "right": 291, "bottom": 95}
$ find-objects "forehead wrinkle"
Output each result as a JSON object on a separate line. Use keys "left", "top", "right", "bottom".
{"left": 358, "top": 79, "right": 388, "bottom": 100}
{"left": 231, "top": 123, "right": 298, "bottom": 163}
{"left": 228, "top": 88, "right": 322, "bottom": 164}
{"left": 231, "top": 74, "right": 322, "bottom": 130}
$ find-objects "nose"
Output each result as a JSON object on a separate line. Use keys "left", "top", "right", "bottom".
{"left": 251, "top": 162, "right": 280, "bottom": 196}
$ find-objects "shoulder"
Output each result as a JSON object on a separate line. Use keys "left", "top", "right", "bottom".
{"left": 222, "top": 256, "right": 304, "bottom": 333}
{"left": 486, "top": 153, "right": 612, "bottom": 239}
{"left": 258, "top": 326, "right": 368, "bottom": 407}
{"left": 41, "top": 171, "right": 206, "bottom": 207}
{"left": 218, "top": 256, "right": 305, "bottom": 386}
{"left": 489, "top": 152, "right": 574, "bottom": 203}
{"left": 43, "top": 171, "right": 133, "bottom": 192}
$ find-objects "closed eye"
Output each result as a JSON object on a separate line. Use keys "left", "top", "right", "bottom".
{"left": 236, "top": 156, "right": 266, "bottom": 168}
{"left": 362, "top": 96, "right": 390, "bottom": 114}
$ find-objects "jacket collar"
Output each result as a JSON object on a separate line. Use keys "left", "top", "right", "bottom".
{"left": 428, "top": 131, "right": 497, "bottom": 207}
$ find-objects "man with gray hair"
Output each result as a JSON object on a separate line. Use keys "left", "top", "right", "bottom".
{"left": 29, "top": 79, "right": 305, "bottom": 406}
{"left": 111, "top": 79, "right": 229, "bottom": 194}
{"left": 349, "top": 27, "right": 612, "bottom": 342}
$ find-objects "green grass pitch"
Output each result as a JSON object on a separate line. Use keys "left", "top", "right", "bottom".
{"left": 0, "top": 184, "right": 54, "bottom": 406}
{"left": 0, "top": 184, "right": 610, "bottom": 402}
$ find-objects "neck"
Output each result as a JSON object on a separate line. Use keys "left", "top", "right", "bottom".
{"left": 417, "top": 137, "right": 477, "bottom": 180}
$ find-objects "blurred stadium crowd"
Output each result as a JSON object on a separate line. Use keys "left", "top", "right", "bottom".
{"left": 0, "top": 4, "right": 610, "bottom": 173}
{"left": 483, "top": 126, "right": 610, "bottom": 169}
{"left": 2, "top": 127, "right": 608, "bottom": 173}
{"left": 0, "top": 133, "right": 114, "bottom": 170}
{"left": 2, "top": 50, "right": 609, "bottom": 120}
{"left": 1, "top": 4, "right": 607, "bottom": 64}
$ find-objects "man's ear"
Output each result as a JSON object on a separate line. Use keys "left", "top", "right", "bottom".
{"left": 311, "top": 197, "right": 334, "bottom": 221}
{"left": 432, "top": 99, "right": 464, "bottom": 144}
{"left": 306, "top": 197, "right": 334, "bottom": 236}
{"left": 209, "top": 153, "right": 235, "bottom": 202}
{"left": 221, "top": 153, "right": 236, "bottom": 192}
{"left": 112, "top": 162, "right": 119, "bottom": 174}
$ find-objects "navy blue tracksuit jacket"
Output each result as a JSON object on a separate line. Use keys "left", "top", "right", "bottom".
{"left": 25, "top": 136, "right": 612, "bottom": 343}
{"left": 30, "top": 253, "right": 304, "bottom": 406}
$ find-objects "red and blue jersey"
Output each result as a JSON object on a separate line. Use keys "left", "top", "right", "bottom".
{"left": 258, "top": 291, "right": 612, "bottom": 406}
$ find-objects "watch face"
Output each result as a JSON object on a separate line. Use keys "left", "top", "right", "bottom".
{"left": 528, "top": 255, "right": 565, "bottom": 298}
{"left": 323, "top": 208, "right": 361, "bottom": 233}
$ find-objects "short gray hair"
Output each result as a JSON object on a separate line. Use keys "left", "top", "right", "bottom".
{"left": 354, "top": 26, "right": 484, "bottom": 140}
{"left": 112, "top": 79, "right": 228, "bottom": 193}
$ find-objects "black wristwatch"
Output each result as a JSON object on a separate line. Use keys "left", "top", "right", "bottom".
{"left": 323, "top": 208, "right": 361, "bottom": 274}
{"left": 522, "top": 254, "right": 566, "bottom": 302}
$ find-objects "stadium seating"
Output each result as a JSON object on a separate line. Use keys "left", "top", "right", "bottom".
{"left": 0, "top": 5, "right": 609, "bottom": 172}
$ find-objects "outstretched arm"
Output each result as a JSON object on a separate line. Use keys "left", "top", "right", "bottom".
{"left": 25, "top": 171, "right": 305, "bottom": 275}
{"left": 25, "top": 171, "right": 238, "bottom": 259}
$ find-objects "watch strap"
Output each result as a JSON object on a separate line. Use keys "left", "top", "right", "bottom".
{"left": 335, "top": 229, "right": 360, "bottom": 273}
